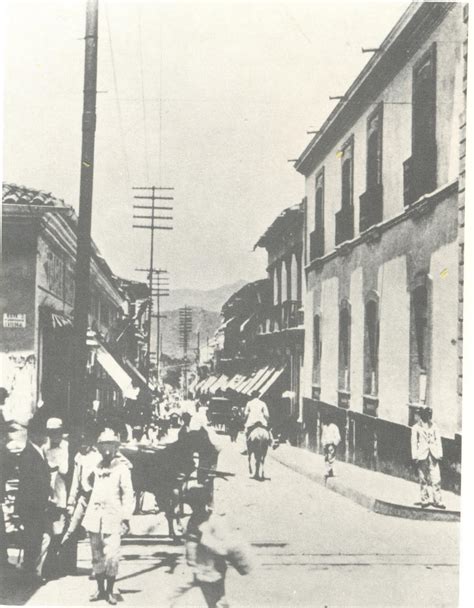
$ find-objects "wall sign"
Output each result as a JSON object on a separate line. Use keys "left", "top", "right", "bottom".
{"left": 3, "top": 313, "right": 27, "bottom": 328}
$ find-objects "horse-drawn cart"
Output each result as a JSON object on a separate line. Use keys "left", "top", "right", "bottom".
{"left": 120, "top": 429, "right": 221, "bottom": 538}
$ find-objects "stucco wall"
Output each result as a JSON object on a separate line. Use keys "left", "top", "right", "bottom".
{"left": 0, "top": 222, "right": 38, "bottom": 425}
{"left": 303, "top": 188, "right": 459, "bottom": 439}
{"left": 320, "top": 276, "right": 338, "bottom": 405}
{"left": 304, "top": 6, "right": 463, "bottom": 253}
{"left": 377, "top": 256, "right": 410, "bottom": 425}
{"left": 431, "top": 240, "right": 459, "bottom": 438}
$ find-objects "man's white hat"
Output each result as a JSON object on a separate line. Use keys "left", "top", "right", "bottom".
{"left": 97, "top": 428, "right": 120, "bottom": 444}
{"left": 46, "top": 417, "right": 63, "bottom": 430}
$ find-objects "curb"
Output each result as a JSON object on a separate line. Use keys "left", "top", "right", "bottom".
{"left": 271, "top": 450, "right": 460, "bottom": 522}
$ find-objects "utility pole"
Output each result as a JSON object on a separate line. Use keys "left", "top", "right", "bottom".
{"left": 136, "top": 267, "right": 170, "bottom": 383}
{"left": 133, "top": 187, "right": 174, "bottom": 383}
{"left": 151, "top": 269, "right": 169, "bottom": 383}
{"left": 71, "top": 0, "right": 99, "bottom": 433}
{"left": 179, "top": 306, "right": 192, "bottom": 398}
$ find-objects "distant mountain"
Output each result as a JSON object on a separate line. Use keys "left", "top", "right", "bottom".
{"left": 162, "top": 280, "right": 248, "bottom": 312}
{"left": 160, "top": 307, "right": 221, "bottom": 360}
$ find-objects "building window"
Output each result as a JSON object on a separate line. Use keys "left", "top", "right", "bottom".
{"left": 335, "top": 137, "right": 354, "bottom": 245}
{"left": 367, "top": 104, "right": 383, "bottom": 189}
{"left": 338, "top": 301, "right": 351, "bottom": 397}
{"left": 310, "top": 168, "right": 325, "bottom": 260}
{"left": 360, "top": 105, "right": 384, "bottom": 232}
{"left": 312, "top": 314, "right": 322, "bottom": 387}
{"left": 409, "top": 275, "right": 432, "bottom": 406}
{"left": 341, "top": 139, "right": 354, "bottom": 210}
{"left": 364, "top": 294, "right": 379, "bottom": 401}
{"left": 406, "top": 43, "right": 437, "bottom": 204}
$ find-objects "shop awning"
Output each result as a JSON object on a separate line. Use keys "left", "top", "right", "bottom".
{"left": 199, "top": 375, "right": 219, "bottom": 394}
{"left": 237, "top": 367, "right": 267, "bottom": 395}
{"left": 208, "top": 374, "right": 231, "bottom": 395}
{"left": 258, "top": 367, "right": 286, "bottom": 397}
{"left": 51, "top": 311, "right": 73, "bottom": 329}
{"left": 226, "top": 374, "right": 247, "bottom": 391}
{"left": 122, "top": 359, "right": 154, "bottom": 395}
{"left": 96, "top": 345, "right": 140, "bottom": 400}
{"left": 233, "top": 374, "right": 252, "bottom": 393}
{"left": 243, "top": 366, "right": 274, "bottom": 395}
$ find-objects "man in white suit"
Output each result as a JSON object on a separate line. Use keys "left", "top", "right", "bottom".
{"left": 411, "top": 407, "right": 445, "bottom": 509}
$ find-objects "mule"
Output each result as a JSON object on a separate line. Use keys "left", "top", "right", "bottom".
{"left": 247, "top": 426, "right": 272, "bottom": 481}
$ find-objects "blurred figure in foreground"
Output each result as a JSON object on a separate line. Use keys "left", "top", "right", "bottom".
{"left": 171, "top": 486, "right": 253, "bottom": 608}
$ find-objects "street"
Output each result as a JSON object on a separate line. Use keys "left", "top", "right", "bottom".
{"left": 21, "top": 436, "right": 458, "bottom": 607}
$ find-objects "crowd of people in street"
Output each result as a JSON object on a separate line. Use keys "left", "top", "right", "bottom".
{"left": 0, "top": 382, "right": 448, "bottom": 606}
{"left": 0, "top": 385, "right": 256, "bottom": 607}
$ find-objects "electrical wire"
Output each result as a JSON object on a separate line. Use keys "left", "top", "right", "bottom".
{"left": 105, "top": 1, "right": 130, "bottom": 186}
{"left": 137, "top": 5, "right": 150, "bottom": 183}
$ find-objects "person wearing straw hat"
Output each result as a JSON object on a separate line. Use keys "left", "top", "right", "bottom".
{"left": 82, "top": 428, "right": 134, "bottom": 605}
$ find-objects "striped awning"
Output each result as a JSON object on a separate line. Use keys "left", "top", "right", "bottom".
{"left": 258, "top": 367, "right": 286, "bottom": 396}
{"left": 208, "top": 374, "right": 231, "bottom": 395}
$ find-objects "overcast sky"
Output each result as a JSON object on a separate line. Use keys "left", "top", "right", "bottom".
{"left": 3, "top": 0, "right": 409, "bottom": 291}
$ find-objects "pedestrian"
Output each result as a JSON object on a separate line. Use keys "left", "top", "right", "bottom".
{"left": 15, "top": 416, "right": 51, "bottom": 583}
{"left": 171, "top": 486, "right": 253, "bottom": 608}
{"left": 411, "top": 407, "right": 446, "bottom": 509}
{"left": 82, "top": 428, "right": 135, "bottom": 605}
{"left": 321, "top": 417, "right": 341, "bottom": 480}
{"left": 178, "top": 412, "right": 192, "bottom": 442}
{"left": 0, "top": 391, "right": 12, "bottom": 568}
{"left": 43, "top": 417, "right": 69, "bottom": 577}
{"left": 61, "top": 430, "right": 101, "bottom": 567}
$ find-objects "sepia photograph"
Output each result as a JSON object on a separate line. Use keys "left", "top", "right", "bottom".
{"left": 0, "top": 1, "right": 471, "bottom": 606}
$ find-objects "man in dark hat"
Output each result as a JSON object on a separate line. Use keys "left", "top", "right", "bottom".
{"left": 16, "top": 416, "right": 51, "bottom": 582}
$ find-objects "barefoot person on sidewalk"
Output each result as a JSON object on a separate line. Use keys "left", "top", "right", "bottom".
{"left": 411, "top": 407, "right": 445, "bottom": 509}
{"left": 321, "top": 417, "right": 341, "bottom": 480}
{"left": 82, "top": 428, "right": 134, "bottom": 605}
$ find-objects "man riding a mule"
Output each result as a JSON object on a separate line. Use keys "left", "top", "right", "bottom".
{"left": 243, "top": 392, "right": 273, "bottom": 480}
{"left": 244, "top": 391, "right": 272, "bottom": 443}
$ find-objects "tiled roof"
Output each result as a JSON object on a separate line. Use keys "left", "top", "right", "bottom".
{"left": 254, "top": 201, "right": 304, "bottom": 249}
{"left": 2, "top": 182, "right": 66, "bottom": 207}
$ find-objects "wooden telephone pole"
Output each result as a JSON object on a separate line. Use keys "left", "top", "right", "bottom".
{"left": 71, "top": 0, "right": 99, "bottom": 433}
{"left": 133, "top": 187, "right": 173, "bottom": 382}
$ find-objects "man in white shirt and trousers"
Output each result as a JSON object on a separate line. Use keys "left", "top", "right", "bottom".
{"left": 82, "top": 428, "right": 135, "bottom": 605}
{"left": 411, "top": 407, "right": 445, "bottom": 509}
{"left": 242, "top": 391, "right": 272, "bottom": 453}
{"left": 321, "top": 417, "right": 341, "bottom": 480}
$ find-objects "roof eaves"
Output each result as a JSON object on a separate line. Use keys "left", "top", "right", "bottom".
{"left": 294, "top": 2, "right": 453, "bottom": 176}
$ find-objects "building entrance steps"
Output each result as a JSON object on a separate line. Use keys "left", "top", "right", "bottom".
{"left": 271, "top": 444, "right": 460, "bottom": 522}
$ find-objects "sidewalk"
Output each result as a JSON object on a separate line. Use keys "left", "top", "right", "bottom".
{"left": 271, "top": 444, "right": 460, "bottom": 522}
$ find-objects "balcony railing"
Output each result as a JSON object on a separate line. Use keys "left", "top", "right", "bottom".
{"left": 282, "top": 300, "right": 304, "bottom": 329}
{"left": 335, "top": 205, "right": 354, "bottom": 246}
{"left": 359, "top": 183, "right": 383, "bottom": 233}
{"left": 258, "top": 301, "right": 303, "bottom": 335}
{"left": 309, "top": 229, "right": 324, "bottom": 261}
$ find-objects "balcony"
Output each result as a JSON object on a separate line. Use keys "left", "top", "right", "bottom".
{"left": 359, "top": 183, "right": 383, "bottom": 233}
{"left": 257, "top": 301, "right": 303, "bottom": 335}
{"left": 335, "top": 205, "right": 354, "bottom": 246}
{"left": 309, "top": 230, "right": 324, "bottom": 261}
{"left": 282, "top": 300, "right": 304, "bottom": 329}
